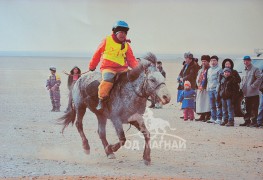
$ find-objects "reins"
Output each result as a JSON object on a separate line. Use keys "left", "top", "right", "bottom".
{"left": 126, "top": 71, "right": 166, "bottom": 101}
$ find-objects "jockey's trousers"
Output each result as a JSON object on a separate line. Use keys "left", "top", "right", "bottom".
{"left": 98, "top": 69, "right": 127, "bottom": 100}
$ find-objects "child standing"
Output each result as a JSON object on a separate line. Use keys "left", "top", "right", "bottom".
{"left": 179, "top": 81, "right": 196, "bottom": 121}
{"left": 46, "top": 67, "right": 61, "bottom": 112}
{"left": 218, "top": 68, "right": 239, "bottom": 126}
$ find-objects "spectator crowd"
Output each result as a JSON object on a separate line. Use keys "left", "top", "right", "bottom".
{"left": 177, "top": 52, "right": 263, "bottom": 127}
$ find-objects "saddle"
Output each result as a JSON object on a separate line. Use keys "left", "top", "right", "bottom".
{"left": 114, "top": 70, "right": 129, "bottom": 84}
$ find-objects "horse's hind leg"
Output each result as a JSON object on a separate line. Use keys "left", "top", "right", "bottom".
{"left": 96, "top": 114, "right": 115, "bottom": 159}
{"left": 108, "top": 119, "right": 126, "bottom": 153}
{"left": 128, "top": 113, "right": 151, "bottom": 165}
{"left": 75, "top": 106, "right": 90, "bottom": 154}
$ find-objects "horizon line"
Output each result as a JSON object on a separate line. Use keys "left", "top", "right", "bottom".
{"left": 0, "top": 51, "right": 247, "bottom": 59}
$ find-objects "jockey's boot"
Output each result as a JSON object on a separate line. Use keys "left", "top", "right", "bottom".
{"left": 96, "top": 99, "right": 104, "bottom": 111}
{"left": 97, "top": 80, "right": 113, "bottom": 111}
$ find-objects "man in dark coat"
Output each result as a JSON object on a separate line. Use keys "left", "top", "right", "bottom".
{"left": 177, "top": 52, "right": 199, "bottom": 91}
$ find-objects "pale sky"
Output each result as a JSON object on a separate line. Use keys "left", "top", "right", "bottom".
{"left": 0, "top": 0, "right": 262, "bottom": 57}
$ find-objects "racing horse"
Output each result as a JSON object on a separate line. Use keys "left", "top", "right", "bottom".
{"left": 58, "top": 52, "right": 171, "bottom": 165}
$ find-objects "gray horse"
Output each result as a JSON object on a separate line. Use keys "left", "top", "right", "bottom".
{"left": 58, "top": 52, "right": 171, "bottom": 165}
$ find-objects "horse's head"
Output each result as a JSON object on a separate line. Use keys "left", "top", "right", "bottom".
{"left": 128, "top": 52, "right": 171, "bottom": 105}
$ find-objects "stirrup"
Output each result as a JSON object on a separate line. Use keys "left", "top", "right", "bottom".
{"left": 96, "top": 99, "right": 104, "bottom": 111}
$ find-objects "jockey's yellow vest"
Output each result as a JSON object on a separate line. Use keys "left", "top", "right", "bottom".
{"left": 102, "top": 36, "right": 128, "bottom": 66}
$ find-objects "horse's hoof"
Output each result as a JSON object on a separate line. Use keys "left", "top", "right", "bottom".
{"left": 107, "top": 153, "right": 116, "bottom": 159}
{"left": 111, "top": 144, "right": 119, "bottom": 152}
{"left": 84, "top": 149, "right": 90, "bottom": 155}
{"left": 144, "top": 160, "right": 151, "bottom": 166}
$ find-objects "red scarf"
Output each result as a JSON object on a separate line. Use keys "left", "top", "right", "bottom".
{"left": 112, "top": 34, "right": 131, "bottom": 50}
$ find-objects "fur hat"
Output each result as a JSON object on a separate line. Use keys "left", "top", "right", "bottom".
{"left": 201, "top": 55, "right": 210, "bottom": 62}
{"left": 223, "top": 68, "right": 232, "bottom": 73}
{"left": 184, "top": 52, "right": 193, "bottom": 59}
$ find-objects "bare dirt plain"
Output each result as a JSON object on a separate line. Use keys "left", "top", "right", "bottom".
{"left": 0, "top": 57, "right": 262, "bottom": 180}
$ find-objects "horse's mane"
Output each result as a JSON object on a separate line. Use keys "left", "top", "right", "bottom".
{"left": 143, "top": 52, "right": 157, "bottom": 65}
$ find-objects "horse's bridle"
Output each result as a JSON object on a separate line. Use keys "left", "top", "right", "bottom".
{"left": 127, "top": 71, "right": 165, "bottom": 99}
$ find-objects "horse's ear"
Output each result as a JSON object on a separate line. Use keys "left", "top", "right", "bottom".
{"left": 144, "top": 52, "right": 157, "bottom": 66}
{"left": 140, "top": 59, "right": 151, "bottom": 69}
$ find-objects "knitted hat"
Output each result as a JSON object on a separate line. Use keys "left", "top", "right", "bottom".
{"left": 223, "top": 68, "right": 232, "bottom": 73}
{"left": 184, "top": 80, "right": 191, "bottom": 87}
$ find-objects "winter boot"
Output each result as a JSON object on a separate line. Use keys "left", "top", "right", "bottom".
{"left": 220, "top": 120, "right": 228, "bottom": 126}
{"left": 148, "top": 104, "right": 155, "bottom": 108}
{"left": 249, "top": 120, "right": 257, "bottom": 127}
{"left": 195, "top": 113, "right": 205, "bottom": 121}
{"left": 51, "top": 106, "right": 56, "bottom": 112}
{"left": 226, "top": 121, "right": 234, "bottom": 127}
{"left": 205, "top": 112, "right": 211, "bottom": 121}
{"left": 55, "top": 107, "right": 60, "bottom": 112}
{"left": 239, "top": 120, "right": 251, "bottom": 127}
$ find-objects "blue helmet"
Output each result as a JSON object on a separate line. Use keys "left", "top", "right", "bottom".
{"left": 112, "top": 20, "right": 129, "bottom": 33}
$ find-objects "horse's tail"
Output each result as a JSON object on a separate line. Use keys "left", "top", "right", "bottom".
{"left": 57, "top": 108, "right": 76, "bottom": 134}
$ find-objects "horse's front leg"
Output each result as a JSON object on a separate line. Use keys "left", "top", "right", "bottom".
{"left": 108, "top": 119, "right": 126, "bottom": 153}
{"left": 128, "top": 113, "right": 151, "bottom": 165}
{"left": 96, "top": 114, "right": 115, "bottom": 159}
{"left": 75, "top": 107, "right": 90, "bottom": 154}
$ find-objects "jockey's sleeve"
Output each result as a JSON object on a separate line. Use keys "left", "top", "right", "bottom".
{"left": 126, "top": 44, "right": 139, "bottom": 68}
{"left": 89, "top": 39, "right": 106, "bottom": 71}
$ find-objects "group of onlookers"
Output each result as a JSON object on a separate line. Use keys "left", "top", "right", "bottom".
{"left": 178, "top": 52, "right": 263, "bottom": 127}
